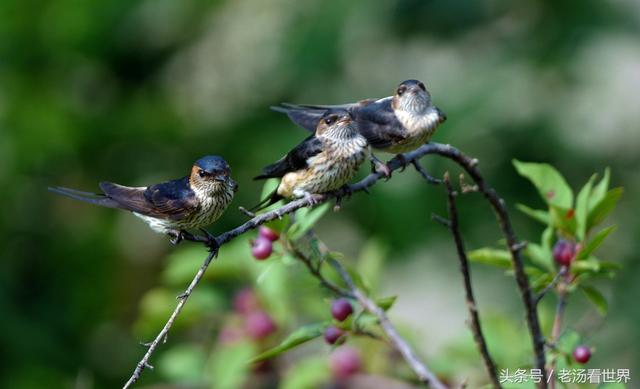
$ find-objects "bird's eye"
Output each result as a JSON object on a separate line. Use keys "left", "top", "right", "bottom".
{"left": 198, "top": 169, "right": 206, "bottom": 177}
{"left": 324, "top": 116, "right": 336, "bottom": 125}
{"left": 397, "top": 86, "right": 407, "bottom": 96}
{"left": 418, "top": 82, "right": 426, "bottom": 91}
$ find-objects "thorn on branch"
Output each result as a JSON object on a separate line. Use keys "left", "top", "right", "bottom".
{"left": 459, "top": 173, "right": 478, "bottom": 193}
{"left": 238, "top": 206, "right": 256, "bottom": 218}
{"left": 431, "top": 213, "right": 452, "bottom": 228}
{"left": 511, "top": 241, "right": 528, "bottom": 252}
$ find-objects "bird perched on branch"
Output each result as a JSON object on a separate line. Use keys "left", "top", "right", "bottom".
{"left": 49, "top": 156, "right": 238, "bottom": 247}
{"left": 252, "top": 109, "right": 368, "bottom": 210}
{"left": 271, "top": 79, "right": 446, "bottom": 176}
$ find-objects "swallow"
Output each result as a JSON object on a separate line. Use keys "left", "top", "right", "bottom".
{"left": 252, "top": 109, "right": 368, "bottom": 210}
{"left": 49, "top": 156, "right": 238, "bottom": 246}
{"left": 271, "top": 79, "right": 446, "bottom": 175}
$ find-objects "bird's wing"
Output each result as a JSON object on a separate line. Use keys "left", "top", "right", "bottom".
{"left": 100, "top": 177, "right": 198, "bottom": 221}
{"left": 354, "top": 100, "right": 408, "bottom": 150}
{"left": 255, "top": 135, "right": 324, "bottom": 179}
{"left": 271, "top": 98, "right": 383, "bottom": 133}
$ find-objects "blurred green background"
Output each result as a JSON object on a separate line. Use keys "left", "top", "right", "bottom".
{"left": 1, "top": 0, "right": 638, "bottom": 388}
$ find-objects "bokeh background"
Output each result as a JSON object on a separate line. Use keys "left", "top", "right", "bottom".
{"left": 1, "top": 0, "right": 639, "bottom": 388}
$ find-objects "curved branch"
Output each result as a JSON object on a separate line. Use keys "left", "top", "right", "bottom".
{"left": 442, "top": 172, "right": 501, "bottom": 389}
{"left": 428, "top": 144, "right": 547, "bottom": 388}
{"left": 122, "top": 142, "right": 546, "bottom": 388}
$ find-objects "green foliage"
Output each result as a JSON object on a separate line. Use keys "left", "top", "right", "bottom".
{"left": 250, "top": 322, "right": 328, "bottom": 363}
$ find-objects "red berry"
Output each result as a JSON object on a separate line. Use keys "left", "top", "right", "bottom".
{"left": 324, "top": 326, "right": 345, "bottom": 345}
{"left": 252, "top": 237, "right": 273, "bottom": 260}
{"left": 245, "top": 310, "right": 277, "bottom": 339}
{"left": 553, "top": 239, "right": 576, "bottom": 266}
{"left": 331, "top": 299, "right": 353, "bottom": 321}
{"left": 330, "top": 346, "right": 361, "bottom": 379}
{"left": 573, "top": 345, "right": 591, "bottom": 364}
{"left": 259, "top": 226, "right": 279, "bottom": 241}
{"left": 233, "top": 288, "right": 259, "bottom": 315}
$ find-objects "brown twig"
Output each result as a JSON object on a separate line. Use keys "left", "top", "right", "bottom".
{"left": 441, "top": 172, "right": 501, "bottom": 389}
{"left": 283, "top": 241, "right": 353, "bottom": 298}
{"left": 427, "top": 144, "right": 547, "bottom": 387}
{"left": 123, "top": 142, "right": 546, "bottom": 388}
{"left": 325, "top": 255, "right": 448, "bottom": 389}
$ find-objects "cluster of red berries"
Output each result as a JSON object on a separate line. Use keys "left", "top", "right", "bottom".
{"left": 323, "top": 299, "right": 362, "bottom": 379}
{"left": 251, "top": 226, "right": 279, "bottom": 260}
{"left": 219, "top": 288, "right": 277, "bottom": 343}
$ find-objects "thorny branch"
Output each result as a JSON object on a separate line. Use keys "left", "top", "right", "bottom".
{"left": 322, "top": 253, "right": 449, "bottom": 389}
{"left": 123, "top": 142, "right": 547, "bottom": 388}
{"left": 440, "top": 172, "right": 501, "bottom": 389}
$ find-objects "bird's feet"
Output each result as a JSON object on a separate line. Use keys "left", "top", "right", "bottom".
{"left": 332, "top": 185, "right": 354, "bottom": 211}
{"left": 168, "top": 230, "right": 185, "bottom": 245}
{"left": 370, "top": 155, "right": 392, "bottom": 179}
{"left": 392, "top": 154, "right": 410, "bottom": 172}
{"left": 200, "top": 228, "right": 220, "bottom": 256}
{"left": 302, "top": 192, "right": 321, "bottom": 206}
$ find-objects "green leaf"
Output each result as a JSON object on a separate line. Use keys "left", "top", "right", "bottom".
{"left": 542, "top": 225, "right": 554, "bottom": 252}
{"left": 357, "top": 239, "right": 387, "bottom": 293}
{"left": 587, "top": 187, "right": 623, "bottom": 230}
{"left": 468, "top": 248, "right": 512, "bottom": 269}
{"left": 208, "top": 341, "right": 256, "bottom": 389}
{"left": 572, "top": 257, "right": 600, "bottom": 273}
{"left": 581, "top": 285, "right": 608, "bottom": 316}
{"left": 575, "top": 174, "right": 596, "bottom": 241}
{"left": 576, "top": 226, "right": 617, "bottom": 260}
{"left": 589, "top": 168, "right": 610, "bottom": 212}
{"left": 550, "top": 205, "right": 577, "bottom": 236}
{"left": 250, "top": 322, "right": 327, "bottom": 363}
{"left": 513, "top": 160, "right": 573, "bottom": 208}
{"left": 287, "top": 203, "right": 330, "bottom": 240}
{"left": 516, "top": 203, "right": 550, "bottom": 225}
{"left": 526, "top": 242, "right": 553, "bottom": 272}
{"left": 375, "top": 295, "right": 397, "bottom": 311}
{"left": 556, "top": 329, "right": 582, "bottom": 355}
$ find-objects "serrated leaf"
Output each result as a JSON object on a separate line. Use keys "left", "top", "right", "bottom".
{"left": 250, "top": 322, "right": 327, "bottom": 363}
{"left": 468, "top": 248, "right": 512, "bottom": 269}
{"left": 516, "top": 203, "right": 550, "bottom": 225}
{"left": 587, "top": 187, "right": 623, "bottom": 230}
{"left": 575, "top": 174, "right": 596, "bottom": 241}
{"left": 581, "top": 285, "right": 608, "bottom": 316}
{"left": 513, "top": 160, "right": 573, "bottom": 208}
{"left": 589, "top": 168, "right": 610, "bottom": 212}
{"left": 287, "top": 204, "right": 330, "bottom": 240}
{"left": 577, "top": 226, "right": 617, "bottom": 260}
{"left": 375, "top": 295, "right": 397, "bottom": 311}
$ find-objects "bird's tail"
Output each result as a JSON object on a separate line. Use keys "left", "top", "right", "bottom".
{"left": 250, "top": 189, "right": 284, "bottom": 213}
{"left": 48, "top": 186, "right": 121, "bottom": 209}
